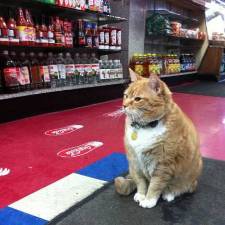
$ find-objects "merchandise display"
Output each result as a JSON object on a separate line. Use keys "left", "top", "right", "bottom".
{"left": 0, "top": 51, "right": 123, "bottom": 93}
{"left": 146, "top": 13, "right": 206, "bottom": 40}
{"left": 130, "top": 53, "right": 196, "bottom": 77}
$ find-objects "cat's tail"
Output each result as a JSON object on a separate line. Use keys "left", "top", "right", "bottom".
{"left": 114, "top": 174, "right": 136, "bottom": 196}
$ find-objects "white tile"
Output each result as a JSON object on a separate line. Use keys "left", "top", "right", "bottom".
{"left": 10, "top": 173, "right": 106, "bottom": 221}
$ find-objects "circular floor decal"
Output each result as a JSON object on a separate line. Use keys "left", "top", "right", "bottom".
{"left": 0, "top": 168, "right": 10, "bottom": 176}
{"left": 44, "top": 124, "right": 83, "bottom": 136}
{"left": 57, "top": 141, "right": 104, "bottom": 158}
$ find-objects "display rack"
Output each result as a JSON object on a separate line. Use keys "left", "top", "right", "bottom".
{"left": 144, "top": 0, "right": 207, "bottom": 78}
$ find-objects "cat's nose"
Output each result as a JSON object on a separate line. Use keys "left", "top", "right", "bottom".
{"left": 123, "top": 104, "right": 128, "bottom": 108}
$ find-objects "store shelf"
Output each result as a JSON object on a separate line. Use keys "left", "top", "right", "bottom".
{"left": 0, "top": 0, "right": 127, "bottom": 25}
{"left": 0, "top": 44, "right": 122, "bottom": 54}
{"left": 160, "top": 71, "right": 197, "bottom": 78}
{"left": 147, "top": 9, "right": 199, "bottom": 23}
{"left": 0, "top": 79, "right": 129, "bottom": 100}
{"left": 209, "top": 40, "right": 225, "bottom": 49}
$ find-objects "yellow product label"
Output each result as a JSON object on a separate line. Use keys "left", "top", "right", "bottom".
{"left": 17, "top": 26, "right": 28, "bottom": 42}
{"left": 134, "top": 65, "right": 144, "bottom": 76}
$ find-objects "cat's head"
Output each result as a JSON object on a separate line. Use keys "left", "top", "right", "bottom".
{"left": 123, "top": 69, "right": 172, "bottom": 125}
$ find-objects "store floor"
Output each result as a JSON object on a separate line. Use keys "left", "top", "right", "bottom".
{"left": 1, "top": 85, "right": 225, "bottom": 225}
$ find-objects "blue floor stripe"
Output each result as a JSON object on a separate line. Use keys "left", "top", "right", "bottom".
{"left": 76, "top": 152, "right": 128, "bottom": 181}
{"left": 0, "top": 207, "right": 47, "bottom": 225}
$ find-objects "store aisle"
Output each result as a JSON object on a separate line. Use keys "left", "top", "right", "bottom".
{"left": 1, "top": 92, "right": 225, "bottom": 225}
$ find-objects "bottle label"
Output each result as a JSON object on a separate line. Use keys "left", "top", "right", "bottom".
{"left": 95, "top": 0, "right": 100, "bottom": 10}
{"left": 65, "top": 35, "right": 73, "bottom": 47}
{"left": 57, "top": 0, "right": 64, "bottom": 6}
{"left": 0, "top": 28, "right": 8, "bottom": 38}
{"left": 111, "top": 29, "right": 117, "bottom": 46}
{"left": 65, "top": 64, "right": 75, "bottom": 76}
{"left": 48, "top": 31, "right": 54, "bottom": 39}
{"left": 55, "top": 32, "right": 62, "bottom": 44}
{"left": 27, "top": 27, "right": 36, "bottom": 42}
{"left": 86, "top": 36, "right": 92, "bottom": 47}
{"left": 99, "top": 31, "right": 104, "bottom": 44}
{"left": 117, "top": 30, "right": 121, "bottom": 45}
{"left": 80, "top": 0, "right": 86, "bottom": 10}
{"left": 8, "top": 29, "right": 14, "bottom": 37}
{"left": 77, "top": 65, "right": 85, "bottom": 77}
{"left": 89, "top": 0, "right": 94, "bottom": 10}
{"left": 17, "top": 26, "right": 28, "bottom": 42}
{"left": 49, "top": 64, "right": 59, "bottom": 78}
{"left": 100, "top": 69, "right": 105, "bottom": 80}
{"left": 57, "top": 64, "right": 66, "bottom": 79}
{"left": 20, "top": 66, "right": 30, "bottom": 85}
{"left": 84, "top": 64, "right": 93, "bottom": 76}
{"left": 31, "top": 66, "right": 41, "bottom": 83}
{"left": 64, "top": 0, "right": 69, "bottom": 7}
{"left": 93, "top": 36, "right": 99, "bottom": 48}
{"left": 40, "top": 65, "right": 50, "bottom": 82}
{"left": 105, "top": 32, "right": 109, "bottom": 45}
{"left": 3, "top": 67, "right": 20, "bottom": 87}
{"left": 135, "top": 65, "right": 144, "bottom": 76}
{"left": 91, "top": 63, "right": 99, "bottom": 75}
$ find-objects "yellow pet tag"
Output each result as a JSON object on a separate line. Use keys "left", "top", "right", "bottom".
{"left": 131, "top": 131, "right": 138, "bottom": 141}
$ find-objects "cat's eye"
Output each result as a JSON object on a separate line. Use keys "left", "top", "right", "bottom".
{"left": 134, "top": 97, "right": 142, "bottom": 102}
{"left": 124, "top": 94, "right": 128, "bottom": 99}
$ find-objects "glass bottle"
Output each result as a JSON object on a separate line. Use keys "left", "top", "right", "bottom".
{"left": 56, "top": 53, "right": 66, "bottom": 86}
{"left": 65, "top": 52, "right": 75, "bottom": 86}
{"left": 47, "top": 52, "right": 59, "bottom": 88}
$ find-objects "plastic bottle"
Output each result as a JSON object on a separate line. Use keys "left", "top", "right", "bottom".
{"left": 0, "top": 17, "right": 9, "bottom": 46}
{"left": 56, "top": 53, "right": 66, "bottom": 86}
{"left": 29, "top": 52, "right": 42, "bottom": 89}
{"left": 38, "top": 52, "right": 51, "bottom": 88}
{"left": 90, "top": 52, "right": 99, "bottom": 83}
{"left": 48, "top": 17, "right": 55, "bottom": 47}
{"left": 25, "top": 9, "right": 35, "bottom": 46}
{"left": 79, "top": 53, "right": 88, "bottom": 84}
{"left": 7, "top": 11, "right": 19, "bottom": 46}
{"left": 54, "top": 17, "right": 63, "bottom": 47}
{"left": 19, "top": 52, "right": 31, "bottom": 90}
{"left": 1, "top": 50, "right": 20, "bottom": 93}
{"left": 47, "top": 52, "right": 59, "bottom": 87}
{"left": 65, "top": 52, "right": 75, "bottom": 86}
{"left": 82, "top": 53, "right": 92, "bottom": 84}
{"left": 40, "top": 15, "right": 48, "bottom": 47}
{"left": 74, "top": 53, "right": 81, "bottom": 85}
{"left": 17, "top": 8, "right": 28, "bottom": 46}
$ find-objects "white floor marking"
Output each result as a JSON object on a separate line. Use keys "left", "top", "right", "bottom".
{"left": 0, "top": 168, "right": 10, "bottom": 176}
{"left": 10, "top": 173, "right": 106, "bottom": 221}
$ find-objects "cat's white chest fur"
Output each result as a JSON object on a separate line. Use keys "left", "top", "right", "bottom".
{"left": 126, "top": 121, "right": 167, "bottom": 176}
{"left": 126, "top": 121, "right": 167, "bottom": 152}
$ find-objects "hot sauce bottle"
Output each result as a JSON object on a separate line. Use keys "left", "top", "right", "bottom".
{"left": 17, "top": 8, "right": 28, "bottom": 46}
{"left": 54, "top": 17, "right": 63, "bottom": 47}
{"left": 1, "top": 50, "right": 20, "bottom": 93}
{"left": 7, "top": 12, "right": 19, "bottom": 46}
{"left": 0, "top": 17, "right": 9, "bottom": 46}
{"left": 64, "top": 20, "right": 73, "bottom": 48}
{"left": 25, "top": 9, "right": 35, "bottom": 46}
{"left": 38, "top": 52, "right": 50, "bottom": 88}
{"left": 48, "top": 17, "right": 55, "bottom": 47}
{"left": 29, "top": 52, "right": 42, "bottom": 89}
{"left": 19, "top": 52, "right": 31, "bottom": 90}
{"left": 40, "top": 15, "right": 48, "bottom": 47}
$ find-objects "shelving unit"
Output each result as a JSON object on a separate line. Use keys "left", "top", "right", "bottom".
{"left": 0, "top": 0, "right": 128, "bottom": 123}
{"left": 143, "top": 0, "right": 207, "bottom": 79}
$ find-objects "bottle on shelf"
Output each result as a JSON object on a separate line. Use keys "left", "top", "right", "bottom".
{"left": 76, "top": 19, "right": 86, "bottom": 47}
{"left": 38, "top": 52, "right": 51, "bottom": 88}
{"left": 92, "top": 22, "right": 99, "bottom": 48}
{"left": 74, "top": 52, "right": 81, "bottom": 85}
{"left": 19, "top": 52, "right": 31, "bottom": 91}
{"left": 65, "top": 52, "right": 75, "bottom": 86}
{"left": 64, "top": 20, "right": 73, "bottom": 48}
{"left": 82, "top": 53, "right": 91, "bottom": 84}
{"left": 7, "top": 11, "right": 19, "bottom": 46}
{"left": 79, "top": 53, "right": 88, "bottom": 84}
{"left": 47, "top": 52, "right": 59, "bottom": 88}
{"left": 29, "top": 52, "right": 42, "bottom": 89}
{"left": 25, "top": 9, "right": 36, "bottom": 46}
{"left": 48, "top": 17, "right": 55, "bottom": 47}
{"left": 54, "top": 17, "right": 63, "bottom": 47}
{"left": 17, "top": 8, "right": 28, "bottom": 46}
{"left": 84, "top": 21, "right": 93, "bottom": 48}
{"left": 39, "top": 15, "right": 48, "bottom": 47}
{"left": 10, "top": 51, "right": 25, "bottom": 91}
{"left": 98, "top": 26, "right": 105, "bottom": 49}
{"left": 56, "top": 53, "right": 66, "bottom": 86}
{"left": 0, "top": 17, "right": 9, "bottom": 46}
{"left": 1, "top": 50, "right": 20, "bottom": 93}
{"left": 90, "top": 52, "right": 99, "bottom": 83}
{"left": 109, "top": 27, "right": 117, "bottom": 50}
{"left": 104, "top": 26, "right": 110, "bottom": 49}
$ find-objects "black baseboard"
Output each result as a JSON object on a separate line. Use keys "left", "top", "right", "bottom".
{"left": 0, "top": 83, "right": 126, "bottom": 124}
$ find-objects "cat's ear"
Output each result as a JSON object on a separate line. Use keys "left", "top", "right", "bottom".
{"left": 129, "top": 68, "right": 142, "bottom": 82}
{"left": 149, "top": 74, "right": 161, "bottom": 93}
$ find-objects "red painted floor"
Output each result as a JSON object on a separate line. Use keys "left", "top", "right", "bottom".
{"left": 0, "top": 92, "right": 225, "bottom": 209}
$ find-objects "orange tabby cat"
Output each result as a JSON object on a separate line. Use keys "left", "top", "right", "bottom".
{"left": 115, "top": 69, "right": 202, "bottom": 208}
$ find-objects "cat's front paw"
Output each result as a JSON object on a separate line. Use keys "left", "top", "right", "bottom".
{"left": 162, "top": 193, "right": 175, "bottom": 202}
{"left": 134, "top": 193, "right": 145, "bottom": 203}
{"left": 139, "top": 198, "right": 158, "bottom": 208}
